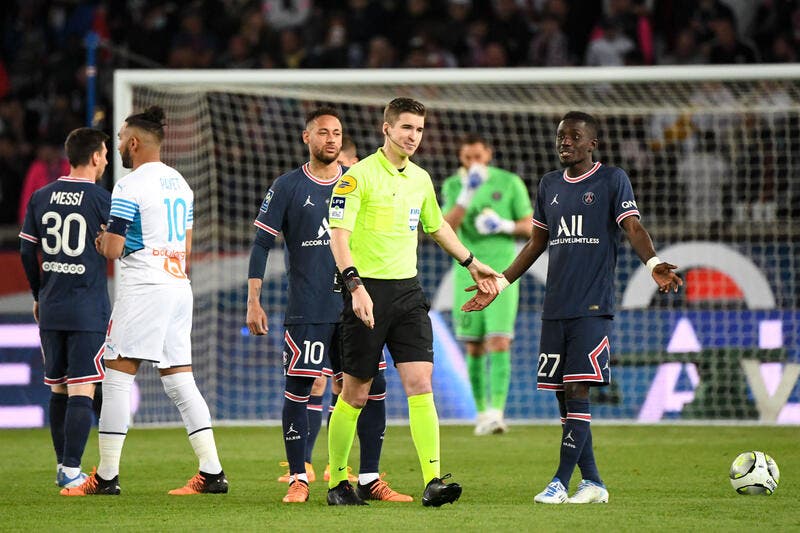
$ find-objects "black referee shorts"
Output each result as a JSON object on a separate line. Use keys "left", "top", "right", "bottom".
{"left": 340, "top": 277, "right": 434, "bottom": 379}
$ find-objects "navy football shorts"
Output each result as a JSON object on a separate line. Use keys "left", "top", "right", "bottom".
{"left": 283, "top": 323, "right": 336, "bottom": 378}
{"left": 537, "top": 316, "right": 612, "bottom": 391}
{"left": 40, "top": 329, "right": 105, "bottom": 386}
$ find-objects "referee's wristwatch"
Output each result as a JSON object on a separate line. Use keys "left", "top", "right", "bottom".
{"left": 459, "top": 252, "right": 474, "bottom": 268}
{"left": 341, "top": 266, "right": 364, "bottom": 292}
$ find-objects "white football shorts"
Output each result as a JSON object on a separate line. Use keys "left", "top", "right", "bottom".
{"left": 104, "top": 284, "right": 193, "bottom": 368}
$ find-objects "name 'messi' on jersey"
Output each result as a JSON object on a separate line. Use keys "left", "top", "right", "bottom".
{"left": 49, "top": 190, "right": 85, "bottom": 206}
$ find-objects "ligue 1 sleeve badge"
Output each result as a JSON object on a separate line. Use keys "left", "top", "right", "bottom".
{"left": 334, "top": 176, "right": 357, "bottom": 194}
{"left": 583, "top": 191, "right": 595, "bottom": 205}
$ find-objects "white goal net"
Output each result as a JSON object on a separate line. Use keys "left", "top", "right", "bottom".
{"left": 115, "top": 66, "right": 800, "bottom": 425}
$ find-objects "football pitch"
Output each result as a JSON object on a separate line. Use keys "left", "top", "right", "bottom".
{"left": 1, "top": 425, "right": 797, "bottom": 532}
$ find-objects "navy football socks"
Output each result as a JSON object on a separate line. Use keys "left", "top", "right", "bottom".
{"left": 63, "top": 395, "right": 94, "bottom": 468}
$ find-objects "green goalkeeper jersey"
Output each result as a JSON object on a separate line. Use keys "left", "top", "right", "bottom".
{"left": 441, "top": 166, "right": 533, "bottom": 270}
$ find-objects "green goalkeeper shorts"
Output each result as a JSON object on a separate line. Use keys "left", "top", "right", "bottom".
{"left": 452, "top": 267, "right": 519, "bottom": 341}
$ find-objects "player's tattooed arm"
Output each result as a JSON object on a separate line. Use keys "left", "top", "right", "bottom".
{"left": 246, "top": 278, "right": 268, "bottom": 335}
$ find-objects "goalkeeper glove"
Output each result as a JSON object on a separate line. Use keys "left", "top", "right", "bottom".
{"left": 456, "top": 163, "right": 488, "bottom": 208}
{"left": 475, "top": 208, "right": 515, "bottom": 235}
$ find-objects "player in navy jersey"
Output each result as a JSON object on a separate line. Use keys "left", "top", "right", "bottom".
{"left": 19, "top": 127, "right": 111, "bottom": 489}
{"left": 246, "top": 108, "right": 410, "bottom": 503}
{"left": 463, "top": 111, "right": 682, "bottom": 504}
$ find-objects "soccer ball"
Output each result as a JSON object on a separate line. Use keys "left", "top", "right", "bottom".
{"left": 729, "top": 451, "right": 780, "bottom": 495}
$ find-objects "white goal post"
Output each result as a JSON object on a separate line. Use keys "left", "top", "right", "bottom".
{"left": 114, "top": 65, "right": 800, "bottom": 425}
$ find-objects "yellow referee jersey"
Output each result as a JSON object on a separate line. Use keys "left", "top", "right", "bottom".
{"left": 328, "top": 148, "right": 444, "bottom": 279}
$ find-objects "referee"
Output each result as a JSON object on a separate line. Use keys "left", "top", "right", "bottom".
{"left": 326, "top": 97, "right": 500, "bottom": 506}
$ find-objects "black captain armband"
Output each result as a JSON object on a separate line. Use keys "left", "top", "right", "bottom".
{"left": 459, "top": 252, "right": 474, "bottom": 268}
{"left": 341, "top": 266, "right": 363, "bottom": 293}
{"left": 106, "top": 216, "right": 132, "bottom": 236}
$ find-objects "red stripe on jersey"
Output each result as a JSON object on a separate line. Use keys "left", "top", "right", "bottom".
{"left": 532, "top": 218, "right": 548, "bottom": 230}
{"left": 18, "top": 232, "right": 38, "bottom": 243}
{"left": 302, "top": 162, "right": 342, "bottom": 185}
{"left": 58, "top": 176, "right": 94, "bottom": 183}
{"left": 253, "top": 220, "right": 279, "bottom": 236}
{"left": 616, "top": 210, "right": 640, "bottom": 226}
{"left": 44, "top": 376, "right": 68, "bottom": 385}
{"left": 563, "top": 162, "right": 601, "bottom": 183}
{"left": 378, "top": 361, "right": 387, "bottom": 370}
{"left": 564, "top": 336, "right": 609, "bottom": 382}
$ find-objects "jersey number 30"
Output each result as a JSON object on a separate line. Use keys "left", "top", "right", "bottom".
{"left": 41, "top": 211, "right": 87, "bottom": 257}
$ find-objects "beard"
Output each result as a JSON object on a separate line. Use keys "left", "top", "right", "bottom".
{"left": 120, "top": 146, "right": 133, "bottom": 169}
{"left": 312, "top": 145, "right": 340, "bottom": 165}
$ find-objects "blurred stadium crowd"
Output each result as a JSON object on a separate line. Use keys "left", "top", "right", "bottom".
{"left": 0, "top": 0, "right": 798, "bottom": 236}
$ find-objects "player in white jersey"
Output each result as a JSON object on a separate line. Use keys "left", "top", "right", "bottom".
{"left": 62, "top": 106, "right": 228, "bottom": 496}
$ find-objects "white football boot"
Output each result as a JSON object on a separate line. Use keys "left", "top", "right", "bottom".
{"left": 534, "top": 479, "right": 568, "bottom": 504}
{"left": 567, "top": 479, "right": 609, "bottom": 504}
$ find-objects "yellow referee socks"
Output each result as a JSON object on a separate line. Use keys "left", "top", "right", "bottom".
{"left": 408, "top": 392, "right": 440, "bottom": 485}
{"left": 327, "top": 398, "right": 361, "bottom": 488}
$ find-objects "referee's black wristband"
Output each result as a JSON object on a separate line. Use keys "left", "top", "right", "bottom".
{"left": 459, "top": 252, "right": 474, "bottom": 268}
{"left": 341, "top": 266, "right": 360, "bottom": 280}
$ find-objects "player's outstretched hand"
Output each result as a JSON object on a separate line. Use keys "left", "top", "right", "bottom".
{"left": 246, "top": 302, "right": 269, "bottom": 335}
{"left": 461, "top": 285, "right": 499, "bottom": 312}
{"left": 351, "top": 286, "right": 374, "bottom": 329}
{"left": 466, "top": 258, "right": 502, "bottom": 295}
{"left": 652, "top": 262, "right": 683, "bottom": 293}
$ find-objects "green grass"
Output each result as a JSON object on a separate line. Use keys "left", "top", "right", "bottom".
{"left": 1, "top": 425, "right": 798, "bottom": 532}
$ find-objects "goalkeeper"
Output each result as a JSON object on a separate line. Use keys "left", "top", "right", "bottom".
{"left": 441, "top": 134, "right": 532, "bottom": 435}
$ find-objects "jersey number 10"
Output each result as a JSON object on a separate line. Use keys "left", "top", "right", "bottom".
{"left": 163, "top": 198, "right": 187, "bottom": 242}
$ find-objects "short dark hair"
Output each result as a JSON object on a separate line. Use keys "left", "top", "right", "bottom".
{"left": 125, "top": 105, "right": 166, "bottom": 142}
{"left": 561, "top": 111, "right": 599, "bottom": 138}
{"left": 305, "top": 106, "right": 341, "bottom": 128}
{"left": 64, "top": 127, "right": 109, "bottom": 167}
{"left": 459, "top": 132, "right": 490, "bottom": 148}
{"left": 384, "top": 97, "right": 425, "bottom": 125}
{"left": 341, "top": 135, "right": 356, "bottom": 153}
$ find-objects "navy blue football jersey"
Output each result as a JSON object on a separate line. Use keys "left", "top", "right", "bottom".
{"left": 533, "top": 162, "right": 640, "bottom": 319}
{"left": 19, "top": 176, "right": 111, "bottom": 331}
{"left": 254, "top": 163, "right": 344, "bottom": 325}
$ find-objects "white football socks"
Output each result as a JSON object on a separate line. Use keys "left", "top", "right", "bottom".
{"left": 161, "top": 372, "right": 222, "bottom": 474}
{"left": 97, "top": 368, "right": 135, "bottom": 480}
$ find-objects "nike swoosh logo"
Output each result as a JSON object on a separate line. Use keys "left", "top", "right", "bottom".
{"left": 338, "top": 467, "right": 347, "bottom": 471}
{"left": 429, "top": 459, "right": 439, "bottom": 463}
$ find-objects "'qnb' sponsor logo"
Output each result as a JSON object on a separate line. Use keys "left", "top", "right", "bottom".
{"left": 621, "top": 200, "right": 638, "bottom": 209}
{"left": 42, "top": 261, "right": 86, "bottom": 274}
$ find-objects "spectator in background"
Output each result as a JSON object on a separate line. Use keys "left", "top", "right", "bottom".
{"left": 764, "top": 33, "right": 798, "bottom": 63}
{"left": 279, "top": 28, "right": 309, "bottom": 68}
{"left": 365, "top": 36, "right": 397, "bottom": 69}
{"left": 17, "top": 139, "right": 71, "bottom": 225}
{"left": 172, "top": 9, "right": 217, "bottom": 68}
{"left": 585, "top": 17, "right": 635, "bottom": 66}
{"left": 489, "top": 0, "right": 533, "bottom": 66}
{"left": 128, "top": 4, "right": 175, "bottom": 65}
{"left": 529, "top": 12, "right": 571, "bottom": 66}
{"left": 480, "top": 42, "right": 510, "bottom": 68}
{"left": 708, "top": 17, "right": 758, "bottom": 64}
{"left": 440, "top": 0, "right": 473, "bottom": 66}
{"left": 0, "top": 134, "right": 24, "bottom": 224}
{"left": 216, "top": 34, "right": 257, "bottom": 68}
{"left": 660, "top": 28, "right": 707, "bottom": 64}
{"left": 307, "top": 13, "right": 350, "bottom": 68}
{"left": 688, "top": 0, "right": 737, "bottom": 45}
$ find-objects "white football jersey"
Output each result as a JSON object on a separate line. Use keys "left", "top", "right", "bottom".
{"left": 110, "top": 161, "right": 194, "bottom": 287}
